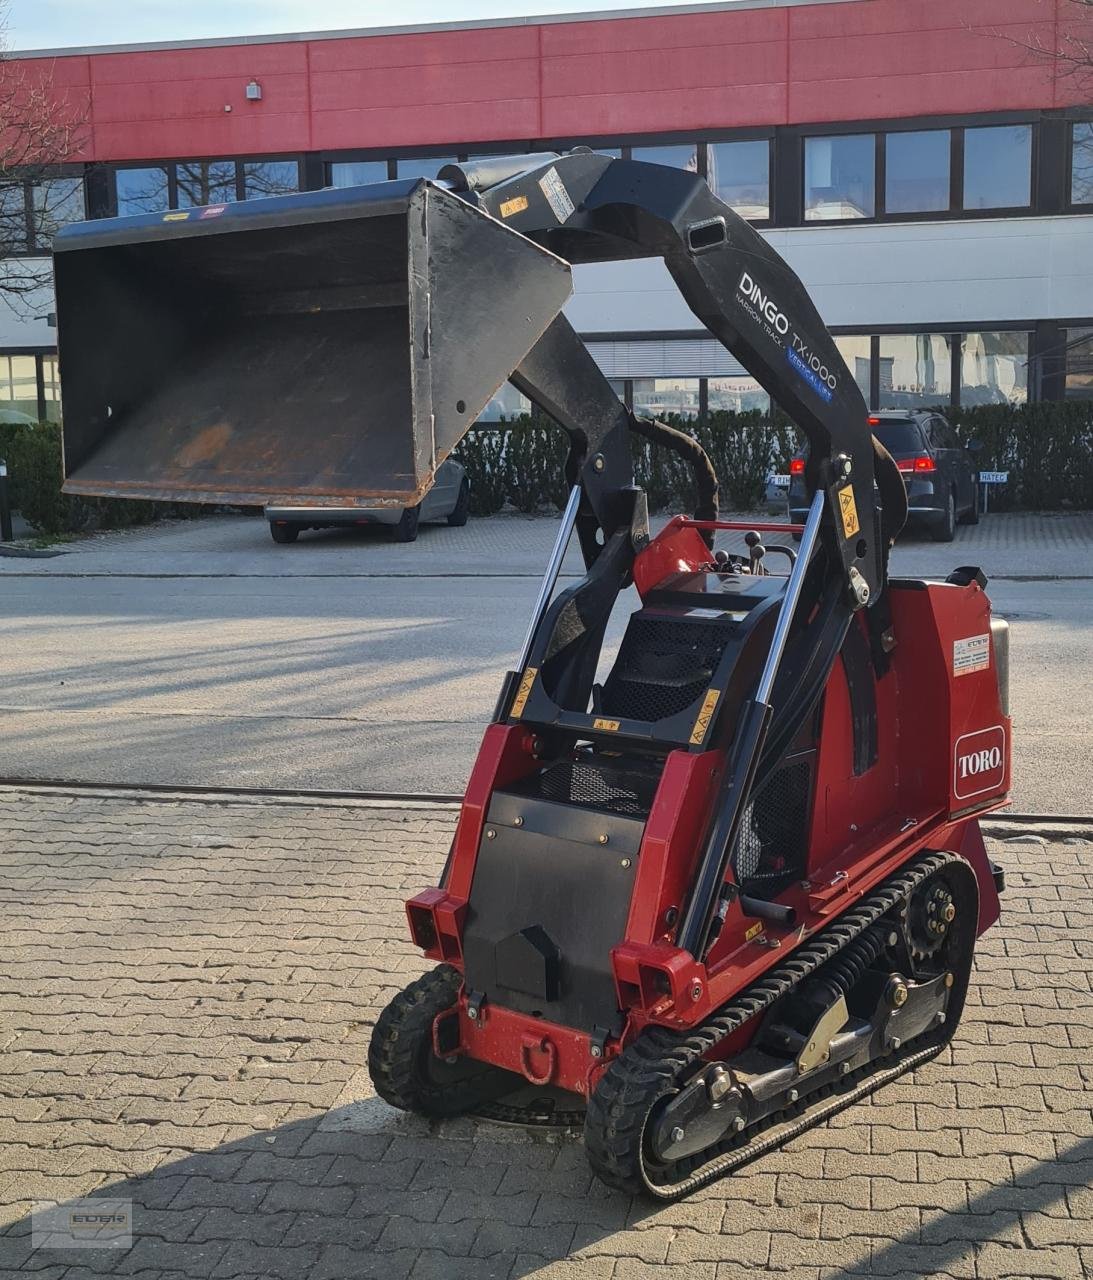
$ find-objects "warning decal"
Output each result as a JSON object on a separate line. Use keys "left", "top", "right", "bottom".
{"left": 953, "top": 634, "right": 990, "bottom": 676}
{"left": 689, "top": 689, "right": 721, "bottom": 745}
{"left": 838, "top": 484, "right": 860, "bottom": 540}
{"left": 538, "top": 167, "right": 576, "bottom": 223}
{"left": 510, "top": 667, "right": 537, "bottom": 718}
{"left": 499, "top": 195, "right": 529, "bottom": 218}
{"left": 593, "top": 718, "right": 621, "bottom": 732}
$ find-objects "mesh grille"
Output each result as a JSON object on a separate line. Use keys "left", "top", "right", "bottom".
{"left": 512, "top": 759, "right": 660, "bottom": 819}
{"left": 602, "top": 616, "right": 732, "bottom": 725}
{"left": 732, "top": 760, "right": 811, "bottom": 890}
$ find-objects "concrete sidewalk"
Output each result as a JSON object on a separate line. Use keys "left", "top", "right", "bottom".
{"left": 0, "top": 786, "right": 1090, "bottom": 1279}
{"left": 2, "top": 510, "right": 1092, "bottom": 580}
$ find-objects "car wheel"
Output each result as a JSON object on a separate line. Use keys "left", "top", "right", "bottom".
{"left": 270, "top": 521, "right": 300, "bottom": 544}
{"left": 392, "top": 505, "right": 421, "bottom": 543}
{"left": 931, "top": 491, "right": 956, "bottom": 543}
{"left": 447, "top": 479, "right": 470, "bottom": 527}
{"left": 959, "top": 485, "right": 980, "bottom": 526}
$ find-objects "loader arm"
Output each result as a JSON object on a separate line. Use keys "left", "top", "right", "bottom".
{"left": 443, "top": 151, "right": 890, "bottom": 610}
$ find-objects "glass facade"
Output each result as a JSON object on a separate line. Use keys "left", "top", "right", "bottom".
{"left": 707, "top": 375, "right": 770, "bottom": 414}
{"left": 1065, "top": 328, "right": 1093, "bottom": 401}
{"left": 833, "top": 335, "right": 872, "bottom": 401}
{"left": 885, "top": 130, "right": 950, "bottom": 213}
{"left": 707, "top": 140, "right": 770, "bottom": 219}
{"left": 116, "top": 166, "right": 170, "bottom": 215}
{"left": 963, "top": 125, "right": 1032, "bottom": 210}
{"left": 479, "top": 383, "right": 532, "bottom": 420}
{"left": 330, "top": 161, "right": 389, "bottom": 187}
{"left": 805, "top": 134, "right": 875, "bottom": 220}
{"left": 1072, "top": 123, "right": 1093, "bottom": 206}
{"left": 242, "top": 160, "right": 299, "bottom": 200}
{"left": 0, "top": 183, "right": 28, "bottom": 253}
{"left": 630, "top": 144, "right": 699, "bottom": 172}
{"left": 41, "top": 355, "right": 61, "bottom": 422}
{"left": 878, "top": 334, "right": 952, "bottom": 409}
{"left": 395, "top": 156, "right": 457, "bottom": 180}
{"left": 31, "top": 178, "right": 85, "bottom": 245}
{"left": 176, "top": 160, "right": 238, "bottom": 208}
{"left": 0, "top": 355, "right": 40, "bottom": 421}
{"left": 632, "top": 377, "right": 701, "bottom": 418}
{"left": 960, "top": 331, "right": 1028, "bottom": 405}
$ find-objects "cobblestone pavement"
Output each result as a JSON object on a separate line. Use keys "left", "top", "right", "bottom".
{"left": 0, "top": 787, "right": 1090, "bottom": 1280}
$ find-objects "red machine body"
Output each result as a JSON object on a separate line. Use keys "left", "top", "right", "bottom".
{"left": 407, "top": 517, "right": 1009, "bottom": 1098}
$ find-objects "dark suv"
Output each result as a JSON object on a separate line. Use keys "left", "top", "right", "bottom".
{"left": 789, "top": 409, "right": 978, "bottom": 541}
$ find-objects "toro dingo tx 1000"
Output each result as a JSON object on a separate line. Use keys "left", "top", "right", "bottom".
{"left": 53, "top": 152, "right": 1010, "bottom": 1198}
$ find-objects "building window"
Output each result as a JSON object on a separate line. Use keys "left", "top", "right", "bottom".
{"left": 878, "top": 334, "right": 952, "bottom": 409}
{"left": 0, "top": 176, "right": 85, "bottom": 251}
{"left": 242, "top": 160, "right": 299, "bottom": 200}
{"left": 885, "top": 130, "right": 950, "bottom": 214}
{"left": 176, "top": 160, "right": 238, "bottom": 209}
{"left": 629, "top": 144, "right": 699, "bottom": 173}
{"left": 329, "top": 161, "right": 389, "bottom": 187}
{"left": 0, "top": 183, "right": 28, "bottom": 253}
{"left": 707, "top": 140, "right": 770, "bottom": 220}
{"left": 960, "top": 332, "right": 1028, "bottom": 405}
{"left": 395, "top": 156, "right": 457, "bottom": 180}
{"left": 804, "top": 134, "right": 875, "bottom": 220}
{"left": 962, "top": 125, "right": 1032, "bottom": 210}
{"left": 41, "top": 354, "right": 61, "bottom": 422}
{"left": 0, "top": 354, "right": 40, "bottom": 422}
{"left": 632, "top": 377, "right": 701, "bottom": 419}
{"left": 479, "top": 383, "right": 532, "bottom": 421}
{"left": 1071, "top": 123, "right": 1093, "bottom": 206}
{"left": 116, "top": 166, "right": 170, "bottom": 215}
{"left": 833, "top": 335, "right": 872, "bottom": 402}
{"left": 707, "top": 375, "right": 770, "bottom": 414}
{"left": 1065, "top": 328, "right": 1093, "bottom": 401}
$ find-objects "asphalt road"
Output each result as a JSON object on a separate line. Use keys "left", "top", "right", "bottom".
{"left": 1, "top": 513, "right": 1091, "bottom": 813}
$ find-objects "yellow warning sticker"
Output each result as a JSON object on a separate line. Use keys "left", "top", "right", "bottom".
{"left": 689, "top": 688, "right": 721, "bottom": 745}
{"left": 745, "top": 921, "right": 764, "bottom": 942}
{"left": 510, "top": 667, "right": 537, "bottom": 718}
{"left": 838, "top": 484, "right": 860, "bottom": 540}
{"left": 163, "top": 211, "right": 190, "bottom": 222}
{"left": 593, "top": 718, "right": 621, "bottom": 732}
{"left": 499, "top": 195, "right": 529, "bottom": 218}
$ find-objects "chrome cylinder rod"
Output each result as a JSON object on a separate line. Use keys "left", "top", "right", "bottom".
{"left": 755, "top": 487, "right": 825, "bottom": 705}
{"left": 516, "top": 484, "right": 581, "bottom": 672}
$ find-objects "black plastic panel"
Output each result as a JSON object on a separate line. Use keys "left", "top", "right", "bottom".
{"left": 462, "top": 793, "right": 643, "bottom": 1034}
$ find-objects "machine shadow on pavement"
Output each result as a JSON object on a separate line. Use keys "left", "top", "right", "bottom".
{"left": 3, "top": 1115, "right": 1089, "bottom": 1277}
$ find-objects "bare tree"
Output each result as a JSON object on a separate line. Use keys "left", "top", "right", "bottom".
{"left": 0, "top": 7, "right": 87, "bottom": 309}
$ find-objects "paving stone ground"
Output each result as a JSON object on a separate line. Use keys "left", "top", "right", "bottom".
{"left": 0, "top": 786, "right": 1090, "bottom": 1280}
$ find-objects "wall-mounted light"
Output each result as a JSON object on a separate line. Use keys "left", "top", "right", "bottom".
{"left": 245, "top": 80, "right": 263, "bottom": 102}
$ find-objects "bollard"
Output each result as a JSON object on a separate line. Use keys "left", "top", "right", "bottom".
{"left": 0, "top": 458, "right": 11, "bottom": 542}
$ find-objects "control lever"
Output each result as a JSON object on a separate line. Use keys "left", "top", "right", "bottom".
{"left": 745, "top": 531, "right": 768, "bottom": 576}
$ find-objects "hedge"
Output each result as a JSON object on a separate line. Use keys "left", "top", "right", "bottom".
{"left": 943, "top": 401, "right": 1093, "bottom": 512}
{"left": 4, "top": 400, "right": 1090, "bottom": 535}
{"left": 455, "top": 401, "right": 1093, "bottom": 515}
{"left": 0, "top": 420, "right": 208, "bottom": 535}
{"left": 454, "top": 410, "right": 800, "bottom": 516}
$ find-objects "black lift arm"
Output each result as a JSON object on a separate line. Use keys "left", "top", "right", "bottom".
{"left": 440, "top": 151, "right": 885, "bottom": 611}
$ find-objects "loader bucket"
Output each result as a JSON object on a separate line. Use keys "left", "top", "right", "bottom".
{"left": 53, "top": 181, "right": 572, "bottom": 507}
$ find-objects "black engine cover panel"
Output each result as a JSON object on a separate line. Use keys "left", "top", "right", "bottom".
{"left": 462, "top": 791, "right": 643, "bottom": 1034}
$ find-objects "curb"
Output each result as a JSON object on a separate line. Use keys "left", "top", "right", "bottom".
{"left": 1, "top": 778, "right": 1090, "bottom": 837}
{"left": 0, "top": 544, "right": 66, "bottom": 559}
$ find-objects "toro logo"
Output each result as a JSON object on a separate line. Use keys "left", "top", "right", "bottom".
{"left": 953, "top": 725, "right": 1007, "bottom": 801}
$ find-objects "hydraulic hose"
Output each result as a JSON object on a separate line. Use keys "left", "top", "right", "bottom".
{"left": 628, "top": 414, "right": 719, "bottom": 544}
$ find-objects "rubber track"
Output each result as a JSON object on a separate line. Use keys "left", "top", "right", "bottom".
{"left": 584, "top": 850, "right": 965, "bottom": 1199}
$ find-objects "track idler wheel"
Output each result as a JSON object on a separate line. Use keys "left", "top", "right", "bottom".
{"left": 368, "top": 965, "right": 518, "bottom": 1118}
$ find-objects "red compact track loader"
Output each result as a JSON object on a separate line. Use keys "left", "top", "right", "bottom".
{"left": 53, "top": 151, "right": 1011, "bottom": 1199}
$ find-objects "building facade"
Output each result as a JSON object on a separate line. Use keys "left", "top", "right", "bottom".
{"left": 3, "top": 0, "right": 1092, "bottom": 425}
